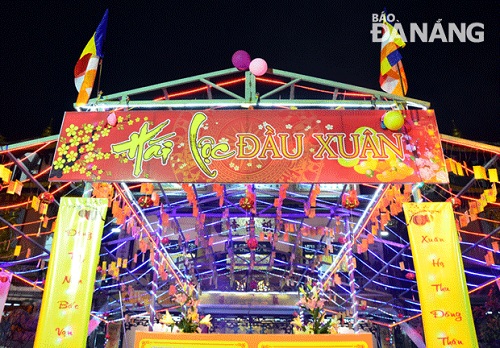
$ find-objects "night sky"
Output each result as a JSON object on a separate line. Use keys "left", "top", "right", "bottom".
{"left": 1, "top": 1, "right": 498, "bottom": 143}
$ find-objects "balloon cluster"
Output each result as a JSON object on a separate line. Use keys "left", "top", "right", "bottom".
{"left": 231, "top": 50, "right": 268, "bottom": 76}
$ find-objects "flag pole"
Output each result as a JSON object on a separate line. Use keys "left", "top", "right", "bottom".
{"left": 396, "top": 61, "right": 406, "bottom": 96}
{"left": 96, "top": 58, "right": 104, "bottom": 98}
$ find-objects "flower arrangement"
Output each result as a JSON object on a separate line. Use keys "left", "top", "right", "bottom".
{"left": 291, "top": 282, "right": 339, "bottom": 334}
{"left": 160, "top": 282, "right": 212, "bottom": 333}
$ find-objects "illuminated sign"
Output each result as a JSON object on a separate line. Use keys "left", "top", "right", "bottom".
{"left": 50, "top": 109, "right": 447, "bottom": 184}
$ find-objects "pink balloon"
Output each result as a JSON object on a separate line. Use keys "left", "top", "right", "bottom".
{"left": 249, "top": 58, "right": 268, "bottom": 76}
{"left": 231, "top": 50, "right": 251, "bottom": 71}
{"left": 107, "top": 112, "right": 117, "bottom": 127}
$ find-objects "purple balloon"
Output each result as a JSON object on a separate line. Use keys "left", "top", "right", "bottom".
{"left": 232, "top": 50, "right": 251, "bottom": 71}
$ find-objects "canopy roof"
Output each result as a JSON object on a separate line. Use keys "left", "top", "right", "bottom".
{"left": 0, "top": 68, "right": 498, "bottom": 330}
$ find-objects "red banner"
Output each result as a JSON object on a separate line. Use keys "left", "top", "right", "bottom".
{"left": 50, "top": 109, "right": 447, "bottom": 184}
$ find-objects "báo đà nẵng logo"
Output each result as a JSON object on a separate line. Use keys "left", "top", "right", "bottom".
{"left": 371, "top": 12, "right": 484, "bottom": 43}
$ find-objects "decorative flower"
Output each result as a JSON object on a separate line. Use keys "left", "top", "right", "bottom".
{"left": 163, "top": 282, "right": 212, "bottom": 333}
{"left": 101, "top": 128, "right": 111, "bottom": 137}
{"left": 53, "top": 157, "right": 66, "bottom": 170}
{"left": 199, "top": 314, "right": 212, "bottom": 328}
{"left": 160, "top": 311, "right": 175, "bottom": 326}
{"left": 58, "top": 143, "right": 70, "bottom": 156}
{"left": 84, "top": 124, "right": 94, "bottom": 133}
{"left": 66, "top": 150, "right": 78, "bottom": 162}
{"left": 65, "top": 124, "right": 79, "bottom": 137}
{"left": 291, "top": 282, "right": 339, "bottom": 334}
{"left": 291, "top": 315, "right": 303, "bottom": 328}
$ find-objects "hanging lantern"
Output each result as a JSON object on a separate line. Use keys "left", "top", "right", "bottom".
{"left": 446, "top": 197, "right": 462, "bottom": 209}
{"left": 239, "top": 196, "right": 254, "bottom": 211}
{"left": 405, "top": 272, "right": 416, "bottom": 280}
{"left": 138, "top": 196, "right": 154, "bottom": 208}
{"left": 247, "top": 237, "right": 258, "bottom": 251}
{"left": 39, "top": 191, "right": 55, "bottom": 204}
{"left": 337, "top": 236, "right": 346, "bottom": 244}
{"left": 161, "top": 237, "right": 170, "bottom": 245}
{"left": 92, "top": 182, "right": 114, "bottom": 200}
{"left": 342, "top": 189, "right": 359, "bottom": 210}
{"left": 359, "top": 301, "right": 368, "bottom": 311}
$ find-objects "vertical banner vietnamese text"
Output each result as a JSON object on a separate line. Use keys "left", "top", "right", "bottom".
{"left": 403, "top": 202, "right": 478, "bottom": 348}
{"left": 34, "top": 197, "right": 108, "bottom": 347}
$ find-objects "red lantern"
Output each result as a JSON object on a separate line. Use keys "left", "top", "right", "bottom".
{"left": 337, "top": 236, "right": 346, "bottom": 244}
{"left": 239, "top": 196, "right": 254, "bottom": 211}
{"left": 446, "top": 197, "right": 461, "bottom": 209}
{"left": 138, "top": 196, "right": 154, "bottom": 208}
{"left": 342, "top": 189, "right": 359, "bottom": 210}
{"left": 39, "top": 191, "right": 55, "bottom": 204}
{"left": 161, "top": 237, "right": 170, "bottom": 245}
{"left": 405, "top": 272, "right": 416, "bottom": 280}
{"left": 247, "top": 237, "right": 258, "bottom": 250}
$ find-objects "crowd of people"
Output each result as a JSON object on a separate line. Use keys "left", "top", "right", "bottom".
{"left": 1, "top": 301, "right": 39, "bottom": 347}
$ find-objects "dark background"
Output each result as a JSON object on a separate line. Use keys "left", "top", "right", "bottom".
{"left": 1, "top": 1, "right": 497, "bottom": 143}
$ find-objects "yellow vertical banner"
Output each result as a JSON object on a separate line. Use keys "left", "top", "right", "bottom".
{"left": 34, "top": 197, "right": 108, "bottom": 347}
{"left": 403, "top": 202, "right": 478, "bottom": 348}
